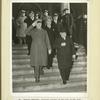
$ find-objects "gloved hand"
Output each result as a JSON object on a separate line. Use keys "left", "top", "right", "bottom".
{"left": 32, "top": 20, "right": 37, "bottom": 27}
{"left": 48, "top": 49, "right": 51, "bottom": 54}
{"left": 72, "top": 54, "right": 76, "bottom": 60}
{"left": 61, "top": 42, "right": 66, "bottom": 46}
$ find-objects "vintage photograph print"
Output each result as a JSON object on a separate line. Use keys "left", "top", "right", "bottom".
{"left": 12, "top": 3, "right": 87, "bottom": 92}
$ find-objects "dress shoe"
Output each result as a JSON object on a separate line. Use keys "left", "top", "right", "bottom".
{"left": 27, "top": 52, "right": 30, "bottom": 55}
{"left": 35, "top": 77, "right": 40, "bottom": 83}
{"left": 63, "top": 80, "right": 67, "bottom": 84}
{"left": 40, "top": 68, "right": 44, "bottom": 75}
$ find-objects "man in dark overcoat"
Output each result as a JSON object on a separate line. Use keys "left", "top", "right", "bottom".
{"left": 61, "top": 8, "right": 74, "bottom": 38}
{"left": 54, "top": 29, "right": 76, "bottom": 84}
{"left": 51, "top": 13, "right": 60, "bottom": 39}
{"left": 45, "top": 18, "right": 55, "bottom": 69}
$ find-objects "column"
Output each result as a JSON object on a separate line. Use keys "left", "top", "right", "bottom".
{"left": 61, "top": 3, "right": 70, "bottom": 13}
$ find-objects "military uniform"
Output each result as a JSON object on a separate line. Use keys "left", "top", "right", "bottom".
{"left": 27, "top": 27, "right": 51, "bottom": 82}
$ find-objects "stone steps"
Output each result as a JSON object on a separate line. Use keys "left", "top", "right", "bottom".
{"left": 12, "top": 44, "right": 87, "bottom": 92}
{"left": 13, "top": 80, "right": 86, "bottom": 92}
{"left": 13, "top": 68, "right": 86, "bottom": 76}
{"left": 13, "top": 72, "right": 86, "bottom": 83}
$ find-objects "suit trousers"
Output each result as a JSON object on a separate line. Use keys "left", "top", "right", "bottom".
{"left": 47, "top": 49, "right": 55, "bottom": 69}
{"left": 34, "top": 66, "right": 40, "bottom": 79}
{"left": 59, "top": 67, "right": 71, "bottom": 82}
{"left": 32, "top": 66, "right": 44, "bottom": 82}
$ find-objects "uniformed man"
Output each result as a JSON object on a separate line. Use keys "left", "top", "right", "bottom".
{"left": 42, "top": 10, "right": 52, "bottom": 28}
{"left": 61, "top": 8, "right": 74, "bottom": 38}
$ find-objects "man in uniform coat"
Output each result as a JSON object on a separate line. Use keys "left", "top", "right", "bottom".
{"left": 51, "top": 13, "right": 60, "bottom": 39}
{"left": 62, "top": 8, "right": 78, "bottom": 59}
{"left": 26, "top": 19, "right": 51, "bottom": 82}
{"left": 42, "top": 10, "right": 52, "bottom": 29}
{"left": 61, "top": 8, "right": 74, "bottom": 38}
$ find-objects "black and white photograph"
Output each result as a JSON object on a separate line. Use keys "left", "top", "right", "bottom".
{"left": 12, "top": 2, "right": 87, "bottom": 92}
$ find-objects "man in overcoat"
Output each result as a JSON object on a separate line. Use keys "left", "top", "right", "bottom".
{"left": 26, "top": 19, "right": 51, "bottom": 82}
{"left": 61, "top": 8, "right": 74, "bottom": 38}
{"left": 54, "top": 28, "right": 76, "bottom": 84}
{"left": 45, "top": 18, "right": 55, "bottom": 69}
{"left": 51, "top": 13, "right": 61, "bottom": 39}
{"left": 42, "top": 10, "right": 52, "bottom": 29}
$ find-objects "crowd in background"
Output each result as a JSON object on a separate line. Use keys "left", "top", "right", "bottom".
{"left": 12, "top": 8, "right": 87, "bottom": 50}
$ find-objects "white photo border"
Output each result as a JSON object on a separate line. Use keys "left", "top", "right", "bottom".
{"left": 10, "top": 0, "right": 89, "bottom": 99}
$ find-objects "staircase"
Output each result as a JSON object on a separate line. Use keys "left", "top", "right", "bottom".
{"left": 12, "top": 44, "right": 87, "bottom": 92}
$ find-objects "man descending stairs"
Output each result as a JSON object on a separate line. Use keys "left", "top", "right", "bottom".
{"left": 12, "top": 44, "right": 87, "bottom": 92}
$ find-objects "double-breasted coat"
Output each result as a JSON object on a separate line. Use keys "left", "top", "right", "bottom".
{"left": 54, "top": 36, "right": 75, "bottom": 69}
{"left": 28, "top": 28, "right": 51, "bottom": 66}
{"left": 51, "top": 21, "right": 61, "bottom": 38}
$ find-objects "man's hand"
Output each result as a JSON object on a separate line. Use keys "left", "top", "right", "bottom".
{"left": 32, "top": 20, "right": 37, "bottom": 27}
{"left": 48, "top": 49, "right": 51, "bottom": 54}
{"left": 72, "top": 55, "right": 76, "bottom": 59}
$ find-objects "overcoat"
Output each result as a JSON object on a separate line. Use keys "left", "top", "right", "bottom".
{"left": 16, "top": 16, "right": 27, "bottom": 38}
{"left": 29, "top": 28, "right": 51, "bottom": 66}
{"left": 51, "top": 21, "right": 60, "bottom": 38}
{"left": 54, "top": 36, "right": 75, "bottom": 69}
{"left": 62, "top": 14, "right": 74, "bottom": 36}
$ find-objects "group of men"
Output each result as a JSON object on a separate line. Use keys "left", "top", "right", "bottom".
{"left": 13, "top": 8, "right": 77, "bottom": 84}
{"left": 24, "top": 8, "right": 74, "bottom": 54}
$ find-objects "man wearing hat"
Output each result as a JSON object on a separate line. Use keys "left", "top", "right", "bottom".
{"left": 51, "top": 13, "right": 61, "bottom": 39}
{"left": 18, "top": 10, "right": 26, "bottom": 16}
{"left": 42, "top": 10, "right": 52, "bottom": 28}
{"left": 61, "top": 8, "right": 74, "bottom": 38}
{"left": 54, "top": 27, "right": 76, "bottom": 84}
{"left": 26, "top": 19, "right": 51, "bottom": 82}
{"left": 62, "top": 8, "right": 78, "bottom": 59}
{"left": 16, "top": 9, "right": 27, "bottom": 45}
{"left": 44, "top": 18, "right": 55, "bottom": 69}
